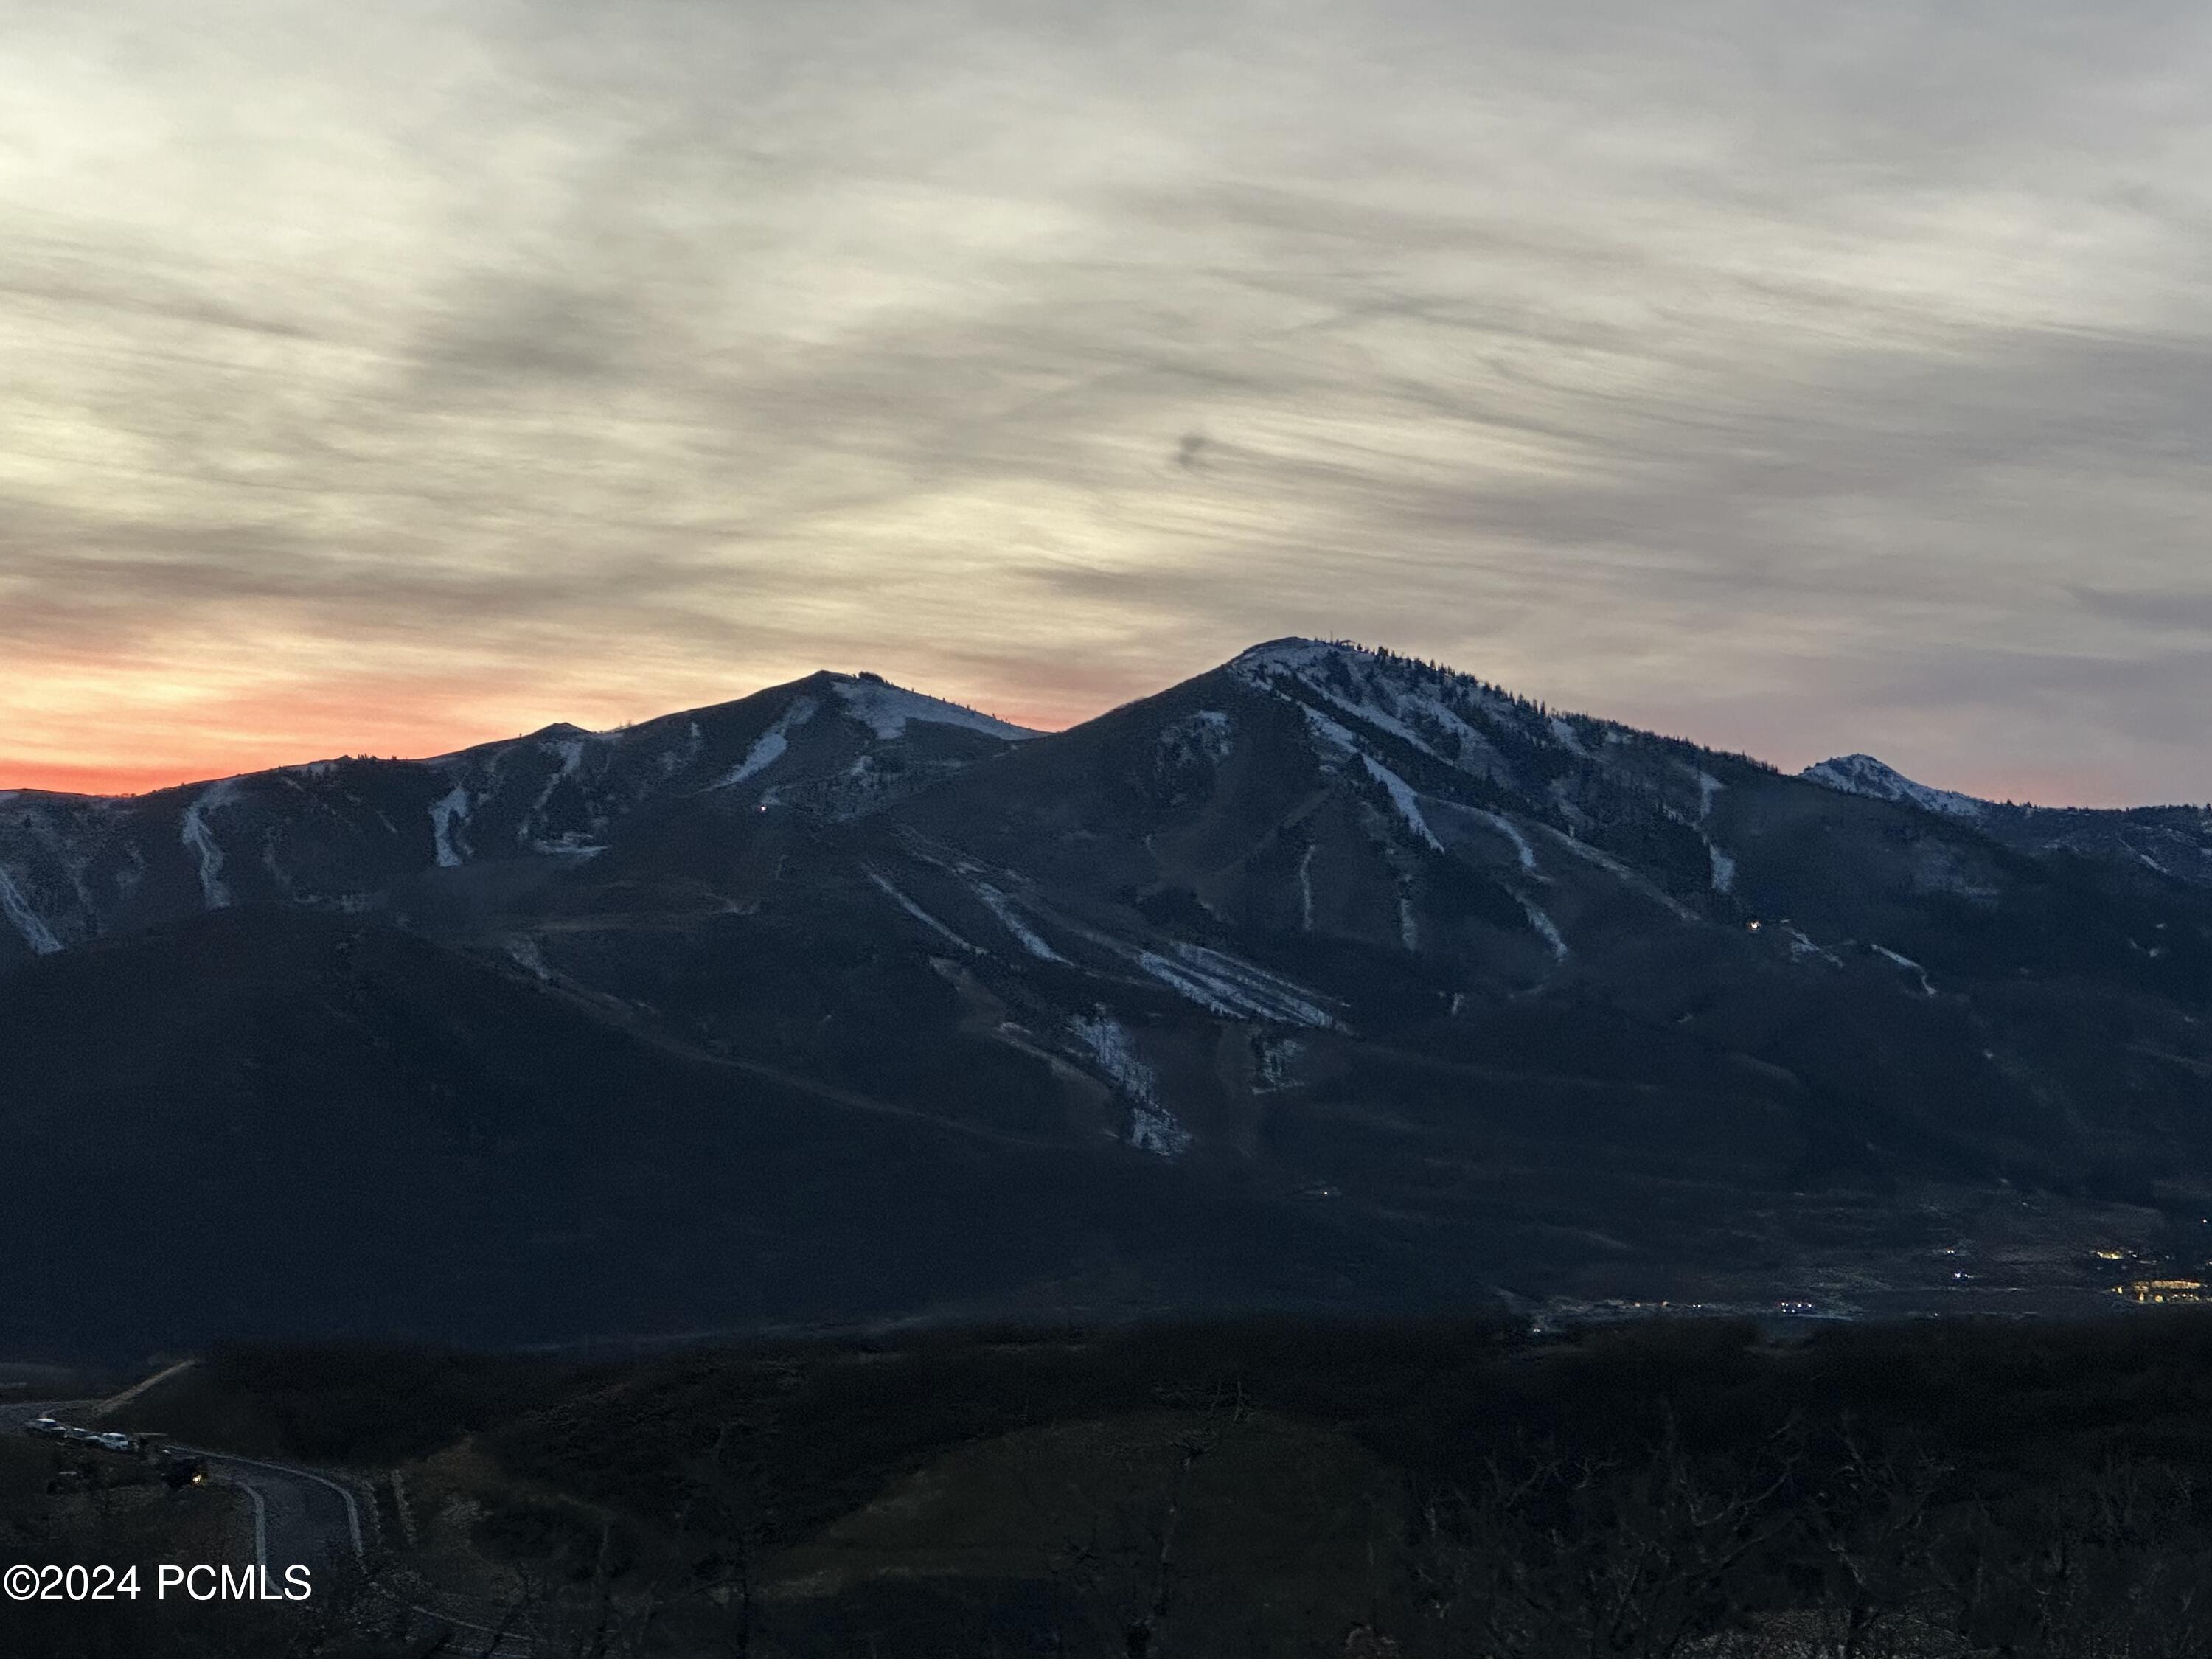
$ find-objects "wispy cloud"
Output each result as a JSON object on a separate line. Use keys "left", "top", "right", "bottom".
{"left": 4, "top": 0, "right": 2211, "bottom": 801}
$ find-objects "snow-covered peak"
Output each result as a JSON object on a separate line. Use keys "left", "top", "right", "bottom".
{"left": 1228, "top": 637, "right": 1357, "bottom": 675}
{"left": 828, "top": 675, "right": 1038, "bottom": 742}
{"left": 1226, "top": 638, "right": 1554, "bottom": 768}
{"left": 1228, "top": 637, "right": 1543, "bottom": 714}
{"left": 1801, "top": 754, "right": 1987, "bottom": 821}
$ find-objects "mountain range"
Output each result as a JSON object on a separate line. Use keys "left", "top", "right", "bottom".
{"left": 7, "top": 639, "right": 2211, "bottom": 1360}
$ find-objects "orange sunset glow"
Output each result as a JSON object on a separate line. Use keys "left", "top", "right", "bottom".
{"left": 5, "top": 3, "right": 2211, "bottom": 810}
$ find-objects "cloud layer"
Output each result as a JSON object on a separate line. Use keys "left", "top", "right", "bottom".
{"left": 4, "top": 0, "right": 2211, "bottom": 803}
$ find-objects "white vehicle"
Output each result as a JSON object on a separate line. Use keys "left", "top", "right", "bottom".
{"left": 23, "top": 1415, "right": 64, "bottom": 1438}
{"left": 94, "top": 1432, "right": 136, "bottom": 1453}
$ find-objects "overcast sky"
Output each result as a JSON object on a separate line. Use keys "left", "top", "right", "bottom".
{"left": 4, "top": 0, "right": 2210, "bottom": 803}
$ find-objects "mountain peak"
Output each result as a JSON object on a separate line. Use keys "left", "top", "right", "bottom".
{"left": 1228, "top": 637, "right": 1367, "bottom": 672}
{"left": 824, "top": 675, "right": 1040, "bottom": 742}
{"left": 1801, "top": 754, "right": 1987, "bottom": 820}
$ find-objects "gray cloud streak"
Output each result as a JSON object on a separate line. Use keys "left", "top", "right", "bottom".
{"left": 4, "top": 0, "right": 2212, "bottom": 799}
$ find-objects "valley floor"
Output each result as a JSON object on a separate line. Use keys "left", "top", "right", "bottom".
{"left": 10, "top": 1310, "right": 2212, "bottom": 1656}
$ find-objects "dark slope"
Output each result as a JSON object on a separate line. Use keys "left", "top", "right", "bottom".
{"left": 9, "top": 640, "right": 2212, "bottom": 1358}
{"left": 0, "top": 908, "right": 1472, "bottom": 1362}
{"left": 467, "top": 643, "right": 2212, "bottom": 1321}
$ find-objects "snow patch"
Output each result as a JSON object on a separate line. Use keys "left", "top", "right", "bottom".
{"left": 1127, "top": 1101, "right": 1189, "bottom": 1158}
{"left": 1784, "top": 925, "right": 1841, "bottom": 967}
{"left": 428, "top": 785, "right": 473, "bottom": 869}
{"left": 1873, "top": 944, "right": 1937, "bottom": 996}
{"left": 1476, "top": 809, "right": 1538, "bottom": 872}
{"left": 1708, "top": 843, "right": 1737, "bottom": 894}
{"left": 713, "top": 695, "right": 817, "bottom": 788}
{"left": 832, "top": 678, "right": 1036, "bottom": 742}
{"left": 1691, "top": 768, "right": 1723, "bottom": 824}
{"left": 1802, "top": 754, "right": 1986, "bottom": 821}
{"left": 1229, "top": 639, "right": 1351, "bottom": 676}
{"left": 866, "top": 868, "right": 980, "bottom": 953}
{"left": 1398, "top": 894, "right": 1419, "bottom": 952}
{"left": 974, "top": 881, "right": 1066, "bottom": 962}
{"left": 505, "top": 936, "right": 552, "bottom": 981}
{"left": 1070, "top": 1009, "right": 1156, "bottom": 1100}
{"left": 1159, "top": 709, "right": 1234, "bottom": 765}
{"left": 1547, "top": 715, "right": 1590, "bottom": 757}
{"left": 1520, "top": 898, "right": 1569, "bottom": 962}
{"left": 1360, "top": 755, "right": 1444, "bottom": 851}
{"left": 0, "top": 863, "right": 61, "bottom": 954}
{"left": 1298, "top": 703, "right": 1361, "bottom": 762}
{"left": 520, "top": 737, "right": 587, "bottom": 842}
{"left": 1234, "top": 641, "right": 1490, "bottom": 771}
{"left": 1312, "top": 684, "right": 1434, "bottom": 755}
{"left": 1133, "top": 941, "right": 1339, "bottom": 1029}
{"left": 1398, "top": 690, "right": 1493, "bottom": 765}
{"left": 1296, "top": 844, "right": 1315, "bottom": 931}
{"left": 1069, "top": 1009, "right": 1190, "bottom": 1158}
{"left": 180, "top": 780, "right": 239, "bottom": 908}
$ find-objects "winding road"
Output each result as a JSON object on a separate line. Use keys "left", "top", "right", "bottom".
{"left": 186, "top": 1447, "right": 365, "bottom": 1579}
{"left": 2, "top": 1397, "right": 530, "bottom": 1652}
{"left": 0, "top": 1399, "right": 360, "bottom": 1576}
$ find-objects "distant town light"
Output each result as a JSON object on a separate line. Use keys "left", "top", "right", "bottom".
{"left": 2114, "top": 1276, "right": 2209, "bottom": 1304}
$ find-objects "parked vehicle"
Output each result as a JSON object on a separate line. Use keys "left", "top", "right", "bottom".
{"left": 157, "top": 1452, "right": 209, "bottom": 1489}
{"left": 22, "top": 1415, "right": 63, "bottom": 1438}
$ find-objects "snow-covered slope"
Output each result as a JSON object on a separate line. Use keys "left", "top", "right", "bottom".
{"left": 830, "top": 674, "right": 1037, "bottom": 742}
{"left": 1202, "top": 638, "right": 1764, "bottom": 954}
{"left": 1801, "top": 754, "right": 1989, "bottom": 821}
{"left": 0, "top": 670, "right": 1037, "bottom": 964}
{"left": 15, "top": 638, "right": 2212, "bottom": 1348}
{"left": 1802, "top": 752, "right": 2212, "bottom": 888}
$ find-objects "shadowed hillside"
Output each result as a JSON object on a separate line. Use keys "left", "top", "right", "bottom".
{"left": 50, "top": 1313, "right": 2212, "bottom": 1658}
{"left": 8, "top": 641, "right": 2212, "bottom": 1360}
